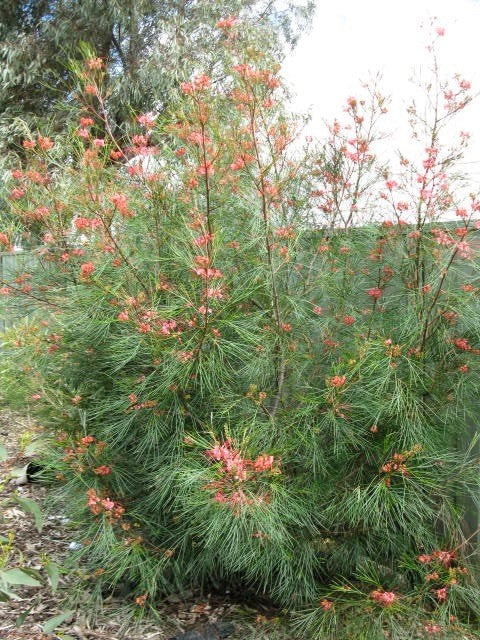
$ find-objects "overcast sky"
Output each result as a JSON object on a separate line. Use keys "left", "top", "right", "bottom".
{"left": 282, "top": 0, "right": 480, "bottom": 180}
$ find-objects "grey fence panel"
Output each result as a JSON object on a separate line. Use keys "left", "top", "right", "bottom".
{"left": 462, "top": 410, "right": 480, "bottom": 553}
{"left": 0, "top": 252, "right": 14, "bottom": 332}
{"left": 0, "top": 251, "right": 38, "bottom": 331}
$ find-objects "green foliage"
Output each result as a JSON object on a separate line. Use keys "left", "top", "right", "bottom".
{"left": 0, "top": 502, "right": 43, "bottom": 601}
{"left": 42, "top": 611, "right": 74, "bottom": 635}
{"left": 11, "top": 494, "right": 43, "bottom": 532}
{"left": 0, "top": 16, "right": 480, "bottom": 640}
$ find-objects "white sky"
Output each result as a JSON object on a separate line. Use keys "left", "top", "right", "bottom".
{"left": 282, "top": 0, "right": 480, "bottom": 181}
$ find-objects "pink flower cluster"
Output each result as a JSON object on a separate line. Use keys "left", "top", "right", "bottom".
{"left": 380, "top": 446, "right": 421, "bottom": 485}
{"left": 432, "top": 228, "right": 454, "bottom": 247}
{"left": 94, "top": 465, "right": 111, "bottom": 476}
{"left": 424, "top": 623, "right": 442, "bottom": 635}
{"left": 216, "top": 15, "right": 237, "bottom": 29}
{"left": 435, "top": 586, "right": 448, "bottom": 602}
{"left": 381, "top": 452, "right": 409, "bottom": 476}
{"left": 80, "top": 261, "right": 95, "bottom": 277}
{"left": 453, "top": 337, "right": 471, "bottom": 351}
{"left": 320, "top": 598, "right": 333, "bottom": 611}
{"left": 367, "top": 287, "right": 382, "bottom": 299}
{"left": 62, "top": 435, "right": 108, "bottom": 473}
{"left": 457, "top": 241, "right": 473, "bottom": 259}
{"left": 0, "top": 232, "right": 12, "bottom": 251}
{"left": 87, "top": 488, "right": 124, "bottom": 519}
{"left": 233, "top": 65, "right": 280, "bottom": 89}
{"left": 370, "top": 589, "right": 398, "bottom": 606}
{"left": 116, "top": 301, "right": 182, "bottom": 337}
{"left": 127, "top": 392, "right": 158, "bottom": 411}
{"left": 326, "top": 375, "right": 346, "bottom": 389}
{"left": 431, "top": 228, "right": 474, "bottom": 259}
{"left": 193, "top": 266, "right": 223, "bottom": 280}
{"left": 22, "top": 135, "right": 54, "bottom": 151}
{"left": 74, "top": 216, "right": 102, "bottom": 231}
{"left": 417, "top": 549, "right": 469, "bottom": 602}
{"left": 181, "top": 74, "right": 211, "bottom": 95}
{"left": 230, "top": 153, "right": 254, "bottom": 170}
{"left": 111, "top": 193, "right": 133, "bottom": 218}
{"left": 85, "top": 57, "right": 103, "bottom": 71}
{"left": 204, "top": 440, "right": 277, "bottom": 509}
{"left": 136, "top": 113, "right": 156, "bottom": 128}
{"left": 418, "top": 549, "right": 456, "bottom": 568}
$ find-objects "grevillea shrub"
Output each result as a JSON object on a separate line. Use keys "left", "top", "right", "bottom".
{"left": 1, "top": 19, "right": 480, "bottom": 639}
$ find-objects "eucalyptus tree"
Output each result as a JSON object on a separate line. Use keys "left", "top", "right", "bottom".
{"left": 0, "top": 0, "right": 314, "bottom": 153}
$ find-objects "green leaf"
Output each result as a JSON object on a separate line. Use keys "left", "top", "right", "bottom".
{"left": 0, "top": 444, "right": 7, "bottom": 462}
{"left": 1, "top": 568, "right": 41, "bottom": 587}
{"left": 15, "top": 608, "right": 31, "bottom": 627}
{"left": 0, "top": 586, "right": 20, "bottom": 600}
{"left": 42, "top": 611, "right": 74, "bottom": 634}
{"left": 45, "top": 560, "right": 60, "bottom": 592}
{"left": 12, "top": 495, "right": 43, "bottom": 532}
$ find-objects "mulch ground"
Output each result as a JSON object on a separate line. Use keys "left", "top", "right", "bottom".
{"left": 0, "top": 408, "right": 285, "bottom": 640}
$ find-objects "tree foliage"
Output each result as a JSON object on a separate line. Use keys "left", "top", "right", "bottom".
{"left": 0, "top": 0, "right": 314, "bottom": 153}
